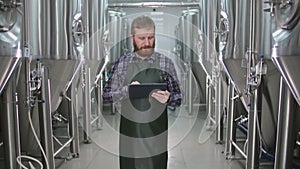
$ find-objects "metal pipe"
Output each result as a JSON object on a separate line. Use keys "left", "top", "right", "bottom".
{"left": 1, "top": 73, "right": 18, "bottom": 169}
{"left": 108, "top": 2, "right": 199, "bottom": 8}
{"left": 214, "top": 0, "right": 223, "bottom": 143}
{"left": 91, "top": 116, "right": 100, "bottom": 125}
{"left": 38, "top": 67, "right": 55, "bottom": 169}
{"left": 246, "top": 82, "right": 262, "bottom": 169}
{"left": 245, "top": 0, "right": 263, "bottom": 168}
{"left": 215, "top": 71, "right": 223, "bottom": 143}
{"left": 53, "top": 137, "right": 74, "bottom": 157}
{"left": 188, "top": 64, "right": 193, "bottom": 114}
{"left": 22, "top": 0, "right": 32, "bottom": 108}
{"left": 83, "top": 66, "right": 92, "bottom": 143}
{"left": 94, "top": 38, "right": 110, "bottom": 130}
{"left": 206, "top": 77, "right": 213, "bottom": 127}
{"left": 97, "top": 73, "right": 104, "bottom": 129}
{"left": 53, "top": 136, "right": 63, "bottom": 146}
{"left": 209, "top": 117, "right": 216, "bottom": 124}
{"left": 14, "top": 87, "right": 21, "bottom": 169}
{"left": 22, "top": 0, "right": 29, "bottom": 49}
{"left": 69, "top": 84, "right": 80, "bottom": 157}
{"left": 274, "top": 77, "right": 295, "bottom": 169}
{"left": 231, "top": 140, "right": 247, "bottom": 159}
{"left": 225, "top": 80, "right": 234, "bottom": 159}
{"left": 81, "top": 0, "right": 91, "bottom": 143}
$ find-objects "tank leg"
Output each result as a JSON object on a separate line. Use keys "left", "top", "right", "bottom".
{"left": 274, "top": 77, "right": 296, "bottom": 169}
{"left": 1, "top": 73, "right": 20, "bottom": 169}
{"left": 38, "top": 66, "right": 55, "bottom": 169}
{"left": 69, "top": 85, "right": 80, "bottom": 158}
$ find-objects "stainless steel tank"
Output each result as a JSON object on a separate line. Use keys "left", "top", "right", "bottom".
{"left": 17, "top": 0, "right": 82, "bottom": 112}
{"left": 272, "top": 2, "right": 300, "bottom": 106}
{"left": 108, "top": 10, "right": 129, "bottom": 63}
{"left": 271, "top": 2, "right": 300, "bottom": 167}
{"left": 220, "top": 0, "right": 250, "bottom": 107}
{"left": 0, "top": 2, "right": 22, "bottom": 168}
{"left": 17, "top": 0, "right": 82, "bottom": 155}
{"left": 75, "top": 0, "right": 108, "bottom": 142}
{"left": 177, "top": 8, "right": 209, "bottom": 103}
{"left": 0, "top": 3, "right": 21, "bottom": 95}
{"left": 220, "top": 0, "right": 281, "bottom": 150}
{"left": 180, "top": 9, "right": 199, "bottom": 62}
{"left": 85, "top": 0, "right": 107, "bottom": 74}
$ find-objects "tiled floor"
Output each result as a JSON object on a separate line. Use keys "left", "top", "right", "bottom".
{"left": 55, "top": 105, "right": 274, "bottom": 169}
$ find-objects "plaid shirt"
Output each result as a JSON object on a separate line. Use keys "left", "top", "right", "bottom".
{"left": 103, "top": 51, "right": 182, "bottom": 107}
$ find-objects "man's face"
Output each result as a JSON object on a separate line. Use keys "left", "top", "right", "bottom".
{"left": 131, "top": 28, "right": 155, "bottom": 57}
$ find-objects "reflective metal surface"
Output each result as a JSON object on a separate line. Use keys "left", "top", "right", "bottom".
{"left": 273, "top": 55, "right": 300, "bottom": 101}
{"left": 176, "top": 7, "right": 208, "bottom": 103}
{"left": 273, "top": 54, "right": 300, "bottom": 106}
{"left": 0, "top": 55, "right": 20, "bottom": 95}
{"left": 16, "top": 0, "right": 83, "bottom": 157}
{"left": 108, "top": 10, "right": 127, "bottom": 63}
{"left": 0, "top": 4, "right": 21, "bottom": 95}
{"left": 272, "top": 2, "right": 300, "bottom": 106}
{"left": 220, "top": 0, "right": 281, "bottom": 152}
{"left": 274, "top": 0, "right": 300, "bottom": 30}
{"left": 19, "top": 0, "right": 82, "bottom": 111}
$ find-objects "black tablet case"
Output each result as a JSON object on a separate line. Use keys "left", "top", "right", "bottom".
{"left": 128, "top": 83, "right": 167, "bottom": 99}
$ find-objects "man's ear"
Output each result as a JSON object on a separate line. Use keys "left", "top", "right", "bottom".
{"left": 130, "top": 34, "right": 134, "bottom": 42}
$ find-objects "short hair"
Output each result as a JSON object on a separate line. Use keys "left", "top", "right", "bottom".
{"left": 131, "top": 15, "right": 155, "bottom": 35}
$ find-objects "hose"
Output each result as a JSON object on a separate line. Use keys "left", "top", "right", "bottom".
{"left": 16, "top": 108, "right": 50, "bottom": 169}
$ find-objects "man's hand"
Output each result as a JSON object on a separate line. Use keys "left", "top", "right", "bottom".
{"left": 151, "top": 90, "right": 170, "bottom": 104}
{"left": 131, "top": 81, "right": 140, "bottom": 84}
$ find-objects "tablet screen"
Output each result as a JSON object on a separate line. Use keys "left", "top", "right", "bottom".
{"left": 128, "top": 83, "right": 167, "bottom": 99}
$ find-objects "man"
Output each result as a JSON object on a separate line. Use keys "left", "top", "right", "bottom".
{"left": 103, "top": 15, "right": 182, "bottom": 169}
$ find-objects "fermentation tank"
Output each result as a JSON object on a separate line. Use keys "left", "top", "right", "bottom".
{"left": 0, "top": 3, "right": 21, "bottom": 95}
{"left": 84, "top": 0, "right": 108, "bottom": 80}
{"left": 271, "top": 2, "right": 300, "bottom": 167}
{"left": 18, "top": 0, "right": 82, "bottom": 111}
{"left": 0, "top": 1, "right": 22, "bottom": 168}
{"left": 17, "top": 0, "right": 82, "bottom": 154}
{"left": 75, "top": 0, "right": 108, "bottom": 142}
{"left": 272, "top": 1, "right": 300, "bottom": 106}
{"left": 108, "top": 10, "right": 122, "bottom": 63}
{"left": 176, "top": 8, "right": 209, "bottom": 104}
{"left": 220, "top": 0, "right": 281, "bottom": 150}
{"left": 107, "top": 10, "right": 130, "bottom": 63}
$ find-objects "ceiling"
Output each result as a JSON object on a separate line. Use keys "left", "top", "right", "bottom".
{"left": 108, "top": 0, "right": 196, "bottom": 3}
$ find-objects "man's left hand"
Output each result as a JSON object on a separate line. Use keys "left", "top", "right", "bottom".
{"left": 151, "top": 90, "right": 170, "bottom": 104}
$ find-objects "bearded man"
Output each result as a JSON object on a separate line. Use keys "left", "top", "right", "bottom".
{"left": 103, "top": 15, "right": 182, "bottom": 169}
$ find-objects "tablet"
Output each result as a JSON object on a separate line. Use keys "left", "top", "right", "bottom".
{"left": 128, "top": 83, "right": 167, "bottom": 99}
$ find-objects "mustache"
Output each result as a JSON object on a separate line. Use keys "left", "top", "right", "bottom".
{"left": 133, "top": 39, "right": 155, "bottom": 52}
{"left": 133, "top": 45, "right": 154, "bottom": 52}
{"left": 140, "top": 46, "right": 154, "bottom": 50}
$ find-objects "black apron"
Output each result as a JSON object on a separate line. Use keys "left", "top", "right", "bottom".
{"left": 119, "top": 58, "right": 168, "bottom": 169}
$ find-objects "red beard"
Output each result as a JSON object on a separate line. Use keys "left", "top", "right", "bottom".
{"left": 133, "top": 39, "right": 155, "bottom": 57}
